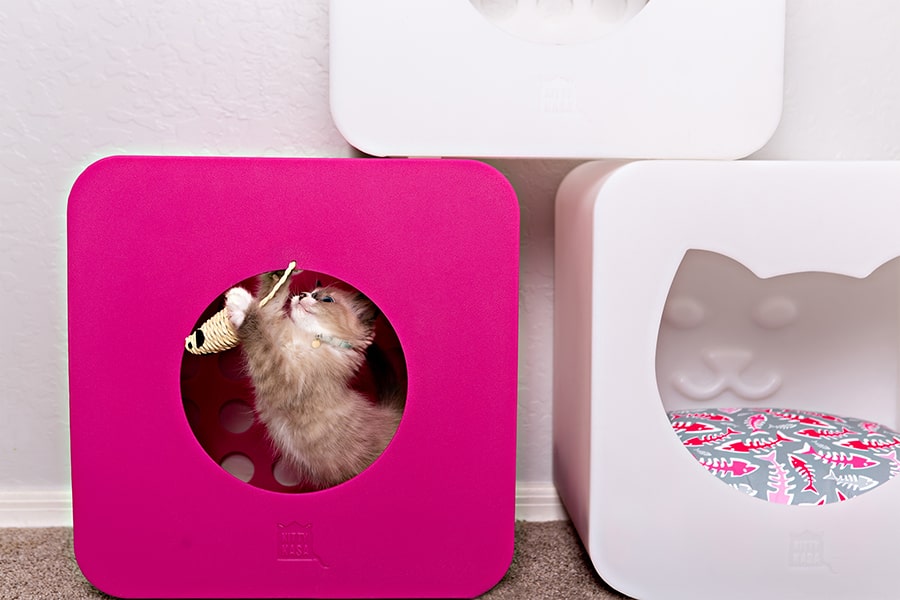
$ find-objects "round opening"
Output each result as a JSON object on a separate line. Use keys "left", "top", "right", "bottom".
{"left": 656, "top": 250, "right": 900, "bottom": 506}
{"left": 181, "top": 267, "right": 407, "bottom": 493}
{"left": 469, "top": 0, "right": 648, "bottom": 45}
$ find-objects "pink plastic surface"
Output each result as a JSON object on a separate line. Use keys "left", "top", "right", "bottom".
{"left": 67, "top": 157, "right": 519, "bottom": 598}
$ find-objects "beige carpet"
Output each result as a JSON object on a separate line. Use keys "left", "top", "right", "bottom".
{"left": 1, "top": 520, "right": 630, "bottom": 599}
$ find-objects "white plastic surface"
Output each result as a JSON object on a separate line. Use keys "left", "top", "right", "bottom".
{"left": 330, "top": 0, "right": 785, "bottom": 159}
{"left": 554, "top": 160, "right": 900, "bottom": 599}
{"left": 658, "top": 250, "right": 899, "bottom": 425}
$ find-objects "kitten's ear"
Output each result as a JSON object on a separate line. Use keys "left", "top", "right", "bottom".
{"left": 256, "top": 270, "right": 285, "bottom": 298}
{"left": 354, "top": 293, "right": 378, "bottom": 324}
{"left": 315, "top": 279, "right": 323, "bottom": 289}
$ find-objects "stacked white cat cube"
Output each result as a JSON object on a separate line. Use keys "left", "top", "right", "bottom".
{"left": 554, "top": 161, "right": 900, "bottom": 599}
{"left": 329, "top": 0, "right": 785, "bottom": 159}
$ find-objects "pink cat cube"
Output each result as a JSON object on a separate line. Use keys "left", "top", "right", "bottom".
{"left": 67, "top": 157, "right": 519, "bottom": 598}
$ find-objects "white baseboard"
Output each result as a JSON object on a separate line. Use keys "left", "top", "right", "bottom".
{"left": 0, "top": 490, "right": 73, "bottom": 527}
{"left": 0, "top": 483, "right": 565, "bottom": 527}
{"left": 515, "top": 482, "right": 568, "bottom": 522}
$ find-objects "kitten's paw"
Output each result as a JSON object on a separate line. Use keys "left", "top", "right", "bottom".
{"left": 225, "top": 287, "right": 253, "bottom": 329}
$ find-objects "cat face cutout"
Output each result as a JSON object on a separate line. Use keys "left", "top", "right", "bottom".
{"left": 656, "top": 250, "right": 899, "bottom": 413}
{"left": 289, "top": 285, "right": 376, "bottom": 349}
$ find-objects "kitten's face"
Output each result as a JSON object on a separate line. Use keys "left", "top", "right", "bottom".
{"left": 289, "top": 286, "right": 376, "bottom": 347}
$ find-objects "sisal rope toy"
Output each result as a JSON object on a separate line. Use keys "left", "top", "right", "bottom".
{"left": 184, "top": 261, "right": 297, "bottom": 355}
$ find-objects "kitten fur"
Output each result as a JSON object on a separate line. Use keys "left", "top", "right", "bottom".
{"left": 225, "top": 272, "right": 404, "bottom": 489}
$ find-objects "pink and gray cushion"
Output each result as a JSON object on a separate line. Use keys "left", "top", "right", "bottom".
{"left": 668, "top": 407, "right": 900, "bottom": 505}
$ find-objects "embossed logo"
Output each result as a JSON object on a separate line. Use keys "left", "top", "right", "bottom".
{"left": 540, "top": 78, "right": 578, "bottom": 115}
{"left": 277, "top": 522, "right": 327, "bottom": 567}
{"left": 789, "top": 531, "right": 833, "bottom": 573}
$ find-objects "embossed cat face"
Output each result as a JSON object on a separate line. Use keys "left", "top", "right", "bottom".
{"left": 289, "top": 286, "right": 376, "bottom": 349}
{"left": 656, "top": 250, "right": 899, "bottom": 414}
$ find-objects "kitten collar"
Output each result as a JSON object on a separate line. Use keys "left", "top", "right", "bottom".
{"left": 311, "top": 333, "right": 354, "bottom": 350}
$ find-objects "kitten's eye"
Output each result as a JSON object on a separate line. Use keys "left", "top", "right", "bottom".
{"left": 662, "top": 296, "right": 705, "bottom": 329}
{"left": 321, "top": 296, "right": 334, "bottom": 303}
{"left": 753, "top": 296, "right": 797, "bottom": 330}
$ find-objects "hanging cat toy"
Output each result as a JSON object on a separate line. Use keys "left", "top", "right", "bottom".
{"left": 184, "top": 261, "right": 297, "bottom": 355}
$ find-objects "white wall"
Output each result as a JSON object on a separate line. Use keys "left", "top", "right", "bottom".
{"left": 2, "top": 0, "right": 899, "bottom": 525}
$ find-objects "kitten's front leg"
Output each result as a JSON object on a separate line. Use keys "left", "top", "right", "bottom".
{"left": 225, "top": 287, "right": 254, "bottom": 330}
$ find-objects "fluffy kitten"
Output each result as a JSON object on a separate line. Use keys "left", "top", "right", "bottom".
{"left": 225, "top": 272, "right": 404, "bottom": 490}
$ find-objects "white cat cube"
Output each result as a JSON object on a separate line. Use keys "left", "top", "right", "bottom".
{"left": 554, "top": 160, "right": 900, "bottom": 599}
{"left": 68, "top": 156, "right": 519, "bottom": 598}
{"left": 329, "top": 0, "right": 785, "bottom": 159}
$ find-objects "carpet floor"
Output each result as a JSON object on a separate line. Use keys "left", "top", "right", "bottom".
{"left": 0, "top": 520, "right": 630, "bottom": 599}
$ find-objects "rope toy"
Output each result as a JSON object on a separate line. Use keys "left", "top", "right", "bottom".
{"left": 184, "top": 261, "right": 297, "bottom": 355}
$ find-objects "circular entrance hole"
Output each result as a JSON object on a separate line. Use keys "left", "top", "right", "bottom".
{"left": 181, "top": 267, "right": 407, "bottom": 493}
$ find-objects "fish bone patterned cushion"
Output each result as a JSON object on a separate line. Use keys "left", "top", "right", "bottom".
{"left": 668, "top": 408, "right": 900, "bottom": 505}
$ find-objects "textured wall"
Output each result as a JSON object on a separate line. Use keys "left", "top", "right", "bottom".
{"left": 1, "top": 1, "right": 353, "bottom": 492}
{"left": 2, "top": 0, "right": 900, "bottom": 498}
